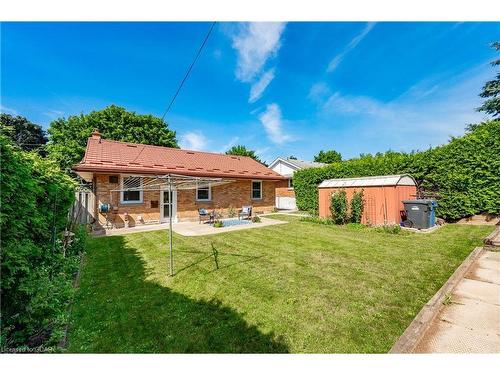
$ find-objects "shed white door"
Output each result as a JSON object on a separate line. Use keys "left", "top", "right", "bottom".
{"left": 276, "top": 197, "right": 297, "bottom": 210}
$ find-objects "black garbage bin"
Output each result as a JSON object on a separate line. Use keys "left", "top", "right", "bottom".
{"left": 402, "top": 199, "right": 437, "bottom": 229}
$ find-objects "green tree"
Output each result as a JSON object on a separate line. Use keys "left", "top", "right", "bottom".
{"left": 314, "top": 149, "right": 342, "bottom": 164}
{"left": 288, "top": 155, "right": 297, "bottom": 160}
{"left": 46, "top": 105, "right": 178, "bottom": 172}
{"left": 477, "top": 41, "right": 500, "bottom": 118}
{"left": 225, "top": 145, "right": 264, "bottom": 164}
{"left": 0, "top": 113, "right": 47, "bottom": 152}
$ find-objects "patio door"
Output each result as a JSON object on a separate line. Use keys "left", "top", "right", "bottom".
{"left": 160, "top": 188, "right": 177, "bottom": 223}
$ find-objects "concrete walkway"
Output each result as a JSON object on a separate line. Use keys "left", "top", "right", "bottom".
{"left": 94, "top": 216, "right": 288, "bottom": 237}
{"left": 413, "top": 249, "right": 500, "bottom": 353}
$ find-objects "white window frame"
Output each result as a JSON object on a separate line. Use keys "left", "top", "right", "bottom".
{"left": 196, "top": 182, "right": 212, "bottom": 202}
{"left": 288, "top": 178, "right": 294, "bottom": 189}
{"left": 251, "top": 180, "right": 262, "bottom": 200}
{"left": 120, "top": 175, "right": 143, "bottom": 204}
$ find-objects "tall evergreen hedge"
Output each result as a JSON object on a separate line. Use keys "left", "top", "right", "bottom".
{"left": 294, "top": 120, "right": 500, "bottom": 220}
{"left": 1, "top": 136, "right": 82, "bottom": 349}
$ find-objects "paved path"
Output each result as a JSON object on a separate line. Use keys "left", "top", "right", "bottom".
{"left": 413, "top": 249, "right": 500, "bottom": 353}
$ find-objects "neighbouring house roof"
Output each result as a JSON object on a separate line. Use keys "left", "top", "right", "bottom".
{"left": 269, "top": 157, "right": 326, "bottom": 171}
{"left": 318, "top": 174, "right": 417, "bottom": 188}
{"left": 73, "top": 133, "right": 284, "bottom": 180}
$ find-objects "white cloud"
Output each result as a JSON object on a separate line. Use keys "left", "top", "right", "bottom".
{"left": 259, "top": 103, "right": 291, "bottom": 145}
{"left": 229, "top": 22, "right": 286, "bottom": 103}
{"left": 249, "top": 69, "right": 275, "bottom": 103}
{"left": 179, "top": 131, "right": 209, "bottom": 151}
{"left": 327, "top": 22, "right": 375, "bottom": 73}
{"left": 0, "top": 104, "right": 18, "bottom": 115}
{"left": 231, "top": 22, "right": 286, "bottom": 82}
{"left": 42, "top": 109, "right": 64, "bottom": 119}
{"left": 312, "top": 62, "right": 491, "bottom": 151}
{"left": 308, "top": 82, "right": 332, "bottom": 104}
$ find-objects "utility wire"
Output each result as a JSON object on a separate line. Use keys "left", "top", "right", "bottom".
{"left": 161, "top": 22, "right": 216, "bottom": 121}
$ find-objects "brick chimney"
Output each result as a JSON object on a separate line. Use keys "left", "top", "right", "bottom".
{"left": 91, "top": 129, "right": 102, "bottom": 140}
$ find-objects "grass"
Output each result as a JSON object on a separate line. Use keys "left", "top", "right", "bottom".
{"left": 67, "top": 215, "right": 491, "bottom": 353}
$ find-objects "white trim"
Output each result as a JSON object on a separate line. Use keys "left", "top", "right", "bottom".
{"left": 195, "top": 182, "right": 212, "bottom": 202}
{"left": 251, "top": 180, "right": 262, "bottom": 200}
{"left": 160, "top": 188, "right": 178, "bottom": 223}
{"left": 288, "top": 178, "right": 294, "bottom": 189}
{"left": 120, "top": 175, "right": 143, "bottom": 204}
{"left": 268, "top": 157, "right": 301, "bottom": 171}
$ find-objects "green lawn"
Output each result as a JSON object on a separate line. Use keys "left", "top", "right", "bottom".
{"left": 68, "top": 216, "right": 491, "bottom": 353}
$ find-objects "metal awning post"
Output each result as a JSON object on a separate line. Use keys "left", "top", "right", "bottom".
{"left": 168, "top": 175, "right": 174, "bottom": 276}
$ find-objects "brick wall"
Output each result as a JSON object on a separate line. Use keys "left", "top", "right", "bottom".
{"left": 93, "top": 173, "right": 278, "bottom": 227}
{"left": 275, "top": 179, "right": 295, "bottom": 198}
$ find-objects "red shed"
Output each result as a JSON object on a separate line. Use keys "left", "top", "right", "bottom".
{"left": 318, "top": 174, "right": 417, "bottom": 226}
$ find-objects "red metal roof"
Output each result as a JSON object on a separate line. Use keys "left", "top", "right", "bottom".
{"left": 73, "top": 135, "right": 284, "bottom": 180}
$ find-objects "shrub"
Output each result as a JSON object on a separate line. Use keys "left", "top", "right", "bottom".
{"left": 330, "top": 190, "right": 348, "bottom": 225}
{"left": 213, "top": 220, "right": 224, "bottom": 228}
{"left": 350, "top": 190, "right": 364, "bottom": 223}
{"left": 294, "top": 121, "right": 500, "bottom": 221}
{"left": 0, "top": 136, "right": 81, "bottom": 349}
{"left": 251, "top": 216, "right": 261, "bottom": 223}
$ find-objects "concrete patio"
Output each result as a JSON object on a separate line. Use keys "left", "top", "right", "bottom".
{"left": 93, "top": 216, "right": 288, "bottom": 237}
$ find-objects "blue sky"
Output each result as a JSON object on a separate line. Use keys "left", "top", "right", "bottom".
{"left": 1, "top": 22, "right": 499, "bottom": 162}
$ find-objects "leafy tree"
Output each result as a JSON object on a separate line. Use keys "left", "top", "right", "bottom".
{"left": 46, "top": 105, "right": 178, "bottom": 172}
{"left": 225, "top": 145, "right": 264, "bottom": 164}
{"left": 0, "top": 113, "right": 47, "bottom": 152}
{"left": 288, "top": 155, "right": 297, "bottom": 160}
{"left": 477, "top": 41, "right": 500, "bottom": 118}
{"left": 314, "top": 149, "right": 342, "bottom": 164}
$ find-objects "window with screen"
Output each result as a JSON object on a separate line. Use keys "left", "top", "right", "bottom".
{"left": 121, "top": 176, "right": 143, "bottom": 203}
{"left": 196, "top": 183, "right": 211, "bottom": 201}
{"left": 252, "top": 180, "right": 262, "bottom": 200}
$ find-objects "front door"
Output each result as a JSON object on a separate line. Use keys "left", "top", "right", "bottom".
{"left": 160, "top": 189, "right": 177, "bottom": 223}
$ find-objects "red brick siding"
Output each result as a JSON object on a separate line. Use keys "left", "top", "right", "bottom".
{"left": 94, "top": 174, "right": 278, "bottom": 226}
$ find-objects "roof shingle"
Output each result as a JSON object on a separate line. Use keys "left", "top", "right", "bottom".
{"left": 74, "top": 137, "right": 284, "bottom": 180}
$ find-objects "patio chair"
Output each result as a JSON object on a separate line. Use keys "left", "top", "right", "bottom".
{"left": 238, "top": 206, "right": 252, "bottom": 220}
{"left": 198, "top": 208, "right": 214, "bottom": 224}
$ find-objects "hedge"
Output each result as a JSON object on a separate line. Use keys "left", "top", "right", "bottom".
{"left": 294, "top": 120, "right": 500, "bottom": 220}
{"left": 1, "top": 136, "right": 83, "bottom": 349}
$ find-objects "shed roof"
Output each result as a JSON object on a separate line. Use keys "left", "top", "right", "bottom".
{"left": 318, "top": 174, "right": 416, "bottom": 188}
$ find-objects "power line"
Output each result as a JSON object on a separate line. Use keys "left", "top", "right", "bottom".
{"left": 161, "top": 22, "right": 216, "bottom": 121}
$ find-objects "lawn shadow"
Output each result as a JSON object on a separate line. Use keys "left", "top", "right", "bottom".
{"left": 174, "top": 242, "right": 264, "bottom": 275}
{"left": 68, "top": 236, "right": 288, "bottom": 353}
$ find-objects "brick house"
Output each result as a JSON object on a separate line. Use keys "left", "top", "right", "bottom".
{"left": 73, "top": 131, "right": 285, "bottom": 228}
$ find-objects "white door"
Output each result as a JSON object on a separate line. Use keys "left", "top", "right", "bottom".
{"left": 160, "top": 189, "right": 177, "bottom": 223}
